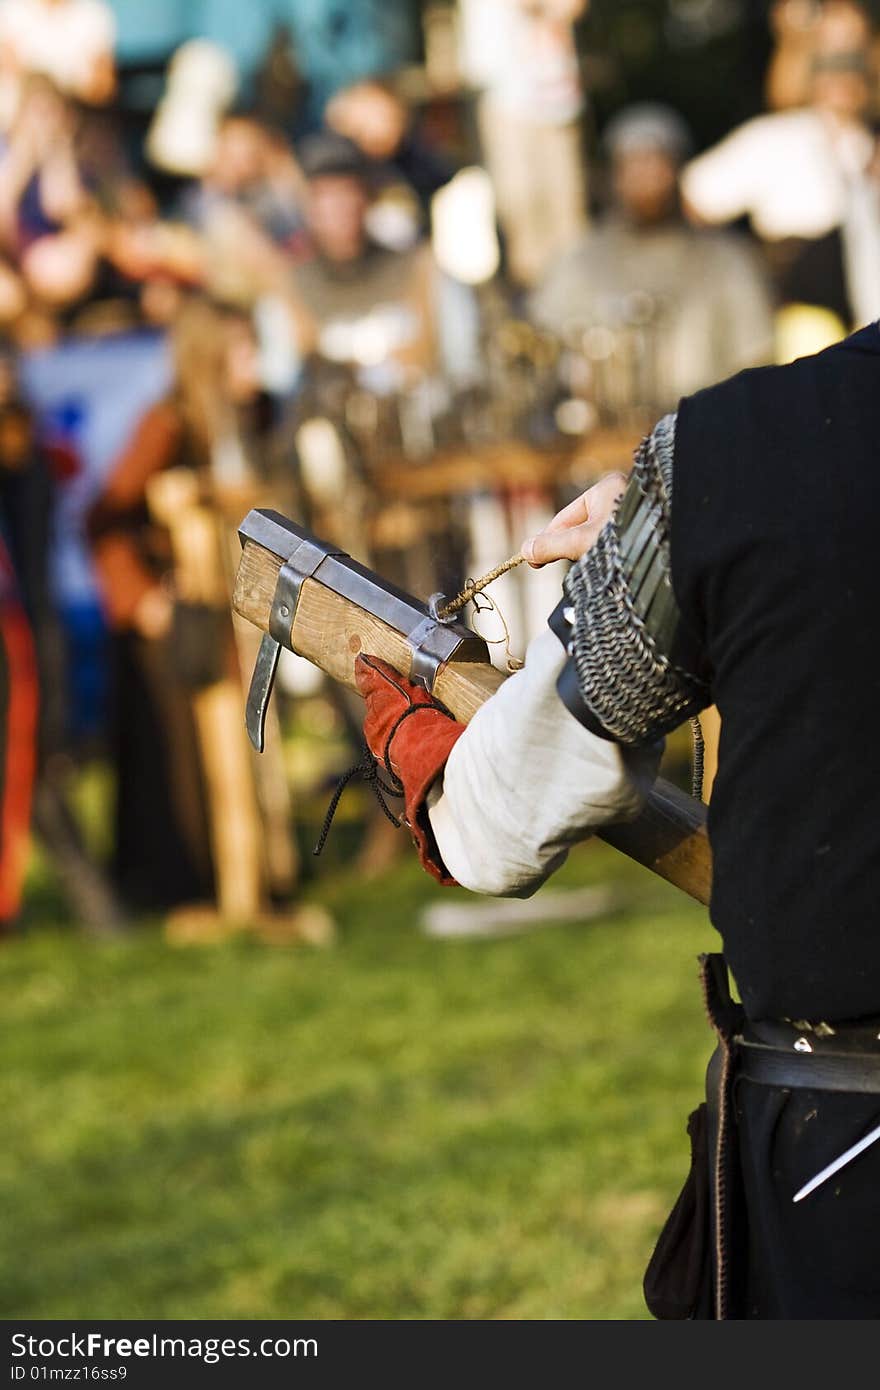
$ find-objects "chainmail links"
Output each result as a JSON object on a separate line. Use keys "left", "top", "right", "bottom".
{"left": 564, "top": 414, "right": 710, "bottom": 746}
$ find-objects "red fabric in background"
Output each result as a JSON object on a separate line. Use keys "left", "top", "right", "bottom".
{"left": 0, "top": 538, "right": 37, "bottom": 925}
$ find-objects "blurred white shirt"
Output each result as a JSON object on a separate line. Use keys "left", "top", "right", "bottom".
{"left": 0, "top": 0, "right": 114, "bottom": 120}
{"left": 681, "top": 108, "right": 875, "bottom": 241}
{"left": 458, "top": 0, "right": 584, "bottom": 125}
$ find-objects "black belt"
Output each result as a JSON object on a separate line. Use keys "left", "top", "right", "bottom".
{"left": 738, "top": 1038, "right": 880, "bottom": 1094}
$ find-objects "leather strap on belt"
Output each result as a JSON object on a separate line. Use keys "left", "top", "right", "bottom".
{"left": 738, "top": 1040, "right": 880, "bottom": 1094}
{"left": 699, "top": 954, "right": 744, "bottom": 1320}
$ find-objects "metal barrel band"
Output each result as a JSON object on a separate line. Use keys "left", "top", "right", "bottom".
{"left": 239, "top": 509, "right": 490, "bottom": 746}
{"left": 268, "top": 536, "right": 338, "bottom": 645}
{"left": 243, "top": 527, "right": 343, "bottom": 752}
{"left": 406, "top": 614, "right": 470, "bottom": 693}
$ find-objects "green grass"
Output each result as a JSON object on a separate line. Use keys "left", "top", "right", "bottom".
{"left": 0, "top": 839, "right": 717, "bottom": 1320}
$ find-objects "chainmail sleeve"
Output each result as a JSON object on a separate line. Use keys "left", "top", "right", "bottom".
{"left": 557, "top": 412, "right": 710, "bottom": 745}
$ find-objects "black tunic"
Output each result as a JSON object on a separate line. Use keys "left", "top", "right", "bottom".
{"left": 672, "top": 325, "right": 880, "bottom": 1319}
{"left": 673, "top": 323, "right": 880, "bottom": 1024}
{"left": 562, "top": 323, "right": 880, "bottom": 1317}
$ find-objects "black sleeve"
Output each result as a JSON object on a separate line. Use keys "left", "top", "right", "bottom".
{"left": 555, "top": 412, "right": 711, "bottom": 745}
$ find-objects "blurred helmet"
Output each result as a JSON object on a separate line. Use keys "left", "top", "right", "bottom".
{"left": 297, "top": 132, "right": 371, "bottom": 182}
{"left": 602, "top": 103, "right": 694, "bottom": 166}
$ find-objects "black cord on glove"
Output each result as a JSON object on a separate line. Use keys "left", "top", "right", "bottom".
{"left": 313, "top": 656, "right": 459, "bottom": 858}
{"left": 313, "top": 742, "right": 403, "bottom": 858}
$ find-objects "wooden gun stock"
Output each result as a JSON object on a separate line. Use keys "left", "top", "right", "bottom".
{"left": 233, "top": 529, "right": 712, "bottom": 906}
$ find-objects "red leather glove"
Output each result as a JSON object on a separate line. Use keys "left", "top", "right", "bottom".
{"left": 355, "top": 653, "right": 465, "bottom": 884}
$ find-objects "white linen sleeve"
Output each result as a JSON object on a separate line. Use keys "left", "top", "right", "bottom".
{"left": 426, "top": 625, "right": 662, "bottom": 898}
{"left": 680, "top": 118, "right": 765, "bottom": 226}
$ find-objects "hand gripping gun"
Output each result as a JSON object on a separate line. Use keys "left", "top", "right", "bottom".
{"left": 233, "top": 509, "right": 711, "bottom": 904}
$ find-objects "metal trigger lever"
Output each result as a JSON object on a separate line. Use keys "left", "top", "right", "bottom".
{"left": 240, "top": 515, "right": 343, "bottom": 751}
{"left": 246, "top": 633, "right": 281, "bottom": 753}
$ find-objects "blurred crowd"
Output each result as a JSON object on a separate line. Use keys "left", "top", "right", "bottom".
{"left": 1, "top": 0, "right": 879, "bottom": 939}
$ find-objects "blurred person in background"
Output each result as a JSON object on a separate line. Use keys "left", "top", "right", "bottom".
{"left": 178, "top": 110, "right": 308, "bottom": 261}
{"left": 145, "top": 43, "right": 305, "bottom": 320}
{"left": 285, "top": 128, "right": 482, "bottom": 572}
{"left": 85, "top": 297, "right": 280, "bottom": 917}
{"left": 0, "top": 75, "right": 103, "bottom": 342}
{"left": 290, "top": 130, "right": 481, "bottom": 392}
{"left": 459, "top": 0, "right": 590, "bottom": 288}
{"left": 0, "top": 44, "right": 197, "bottom": 340}
{"left": 766, "top": 0, "right": 826, "bottom": 111}
{"left": 0, "top": 76, "right": 182, "bottom": 341}
{"left": 529, "top": 104, "right": 775, "bottom": 406}
{"left": 682, "top": 0, "right": 880, "bottom": 351}
{"left": 266, "top": 0, "right": 419, "bottom": 134}
{"left": 167, "top": 109, "right": 317, "bottom": 354}
{"left": 101, "top": 182, "right": 206, "bottom": 332}
{"left": 0, "top": 347, "right": 125, "bottom": 933}
{"left": 325, "top": 76, "right": 457, "bottom": 233}
{"left": 0, "top": 0, "right": 115, "bottom": 131}
{"left": 67, "top": 111, "right": 209, "bottom": 334}
{"left": 765, "top": 0, "right": 878, "bottom": 111}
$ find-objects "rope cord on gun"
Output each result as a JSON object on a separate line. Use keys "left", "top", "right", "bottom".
{"left": 436, "top": 553, "right": 525, "bottom": 619}
{"left": 455, "top": 554, "right": 706, "bottom": 799}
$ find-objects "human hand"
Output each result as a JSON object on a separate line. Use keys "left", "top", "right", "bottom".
{"left": 355, "top": 654, "right": 464, "bottom": 884}
{"left": 520, "top": 470, "right": 627, "bottom": 568}
{"left": 355, "top": 655, "right": 462, "bottom": 780}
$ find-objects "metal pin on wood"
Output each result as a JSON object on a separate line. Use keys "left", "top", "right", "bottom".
{"left": 792, "top": 1118, "right": 880, "bottom": 1202}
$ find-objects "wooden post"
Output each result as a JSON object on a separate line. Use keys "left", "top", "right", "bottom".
{"left": 147, "top": 470, "right": 264, "bottom": 924}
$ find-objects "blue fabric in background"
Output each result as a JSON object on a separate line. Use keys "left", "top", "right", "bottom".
{"left": 275, "top": 0, "right": 419, "bottom": 115}
{"left": 19, "top": 330, "right": 172, "bottom": 738}
{"left": 109, "top": 0, "right": 419, "bottom": 117}
{"left": 107, "top": 0, "right": 193, "bottom": 62}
